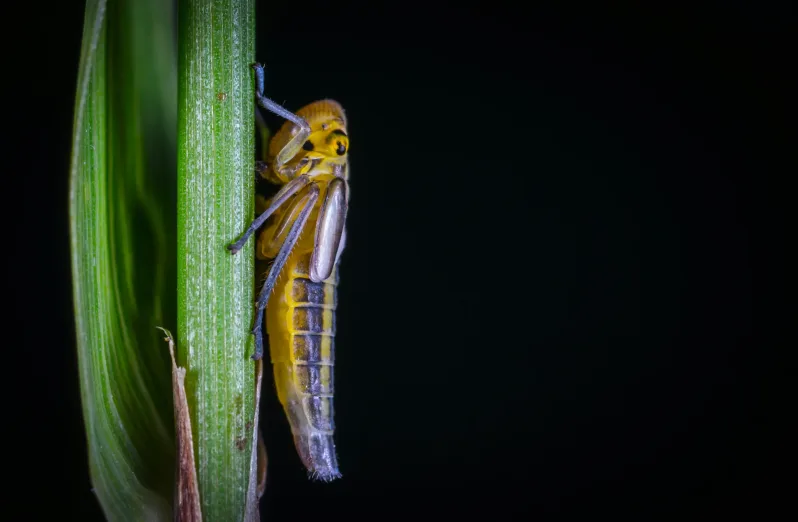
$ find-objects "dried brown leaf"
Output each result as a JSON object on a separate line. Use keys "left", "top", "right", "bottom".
{"left": 244, "top": 359, "right": 266, "bottom": 522}
{"left": 160, "top": 328, "right": 202, "bottom": 522}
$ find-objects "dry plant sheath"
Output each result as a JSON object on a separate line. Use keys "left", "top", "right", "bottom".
{"left": 161, "top": 328, "right": 203, "bottom": 522}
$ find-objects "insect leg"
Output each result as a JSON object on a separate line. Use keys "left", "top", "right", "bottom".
{"left": 255, "top": 106, "right": 271, "bottom": 178}
{"left": 251, "top": 63, "right": 312, "bottom": 177}
{"left": 310, "top": 178, "right": 348, "bottom": 282}
{"left": 254, "top": 161, "right": 268, "bottom": 182}
{"left": 255, "top": 104, "right": 270, "bottom": 139}
{"left": 228, "top": 174, "right": 311, "bottom": 254}
{"left": 251, "top": 183, "right": 320, "bottom": 360}
{"left": 252, "top": 100, "right": 275, "bottom": 182}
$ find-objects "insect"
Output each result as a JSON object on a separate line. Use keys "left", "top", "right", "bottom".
{"left": 228, "top": 63, "right": 349, "bottom": 481}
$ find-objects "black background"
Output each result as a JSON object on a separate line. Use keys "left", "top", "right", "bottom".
{"left": 6, "top": 1, "right": 789, "bottom": 520}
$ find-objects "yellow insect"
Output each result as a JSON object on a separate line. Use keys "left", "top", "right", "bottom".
{"left": 228, "top": 63, "right": 348, "bottom": 481}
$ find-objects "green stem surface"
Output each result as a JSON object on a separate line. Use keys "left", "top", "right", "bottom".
{"left": 177, "top": 1, "right": 257, "bottom": 519}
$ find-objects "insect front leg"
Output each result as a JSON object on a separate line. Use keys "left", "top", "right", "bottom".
{"left": 254, "top": 106, "right": 271, "bottom": 182}
{"left": 251, "top": 183, "right": 320, "bottom": 360}
{"left": 252, "top": 63, "right": 312, "bottom": 179}
{"left": 254, "top": 161, "right": 268, "bottom": 183}
{"left": 228, "top": 174, "right": 311, "bottom": 254}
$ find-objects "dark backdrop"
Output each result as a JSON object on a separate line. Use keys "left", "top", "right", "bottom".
{"left": 7, "top": 1, "right": 788, "bottom": 520}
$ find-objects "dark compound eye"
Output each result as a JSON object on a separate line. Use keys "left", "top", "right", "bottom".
{"left": 336, "top": 142, "right": 346, "bottom": 155}
{"left": 303, "top": 140, "right": 314, "bottom": 151}
{"left": 331, "top": 129, "right": 347, "bottom": 137}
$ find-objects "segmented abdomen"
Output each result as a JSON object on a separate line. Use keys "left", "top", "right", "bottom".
{"left": 266, "top": 250, "right": 340, "bottom": 480}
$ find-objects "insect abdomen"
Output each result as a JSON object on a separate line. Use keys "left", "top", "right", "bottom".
{"left": 266, "top": 250, "right": 340, "bottom": 480}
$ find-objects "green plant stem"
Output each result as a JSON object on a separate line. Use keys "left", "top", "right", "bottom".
{"left": 177, "top": 1, "right": 257, "bottom": 519}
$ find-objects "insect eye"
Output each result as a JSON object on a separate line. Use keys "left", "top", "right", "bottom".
{"left": 303, "top": 140, "right": 314, "bottom": 151}
{"left": 336, "top": 142, "right": 346, "bottom": 156}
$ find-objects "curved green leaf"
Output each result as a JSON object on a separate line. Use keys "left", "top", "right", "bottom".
{"left": 70, "top": 0, "right": 178, "bottom": 519}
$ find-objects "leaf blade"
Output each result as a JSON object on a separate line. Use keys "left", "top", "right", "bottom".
{"left": 70, "top": 0, "right": 178, "bottom": 519}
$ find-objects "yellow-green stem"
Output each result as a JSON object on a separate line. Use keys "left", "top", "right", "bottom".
{"left": 177, "top": 0, "right": 257, "bottom": 519}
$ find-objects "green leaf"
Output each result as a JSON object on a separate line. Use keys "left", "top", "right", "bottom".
{"left": 70, "top": 0, "right": 178, "bottom": 520}
{"left": 177, "top": 0, "right": 258, "bottom": 520}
